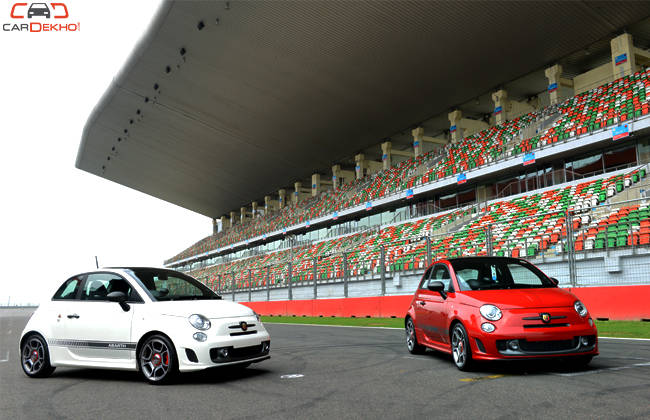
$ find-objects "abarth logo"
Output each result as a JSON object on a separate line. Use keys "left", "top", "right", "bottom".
{"left": 240, "top": 321, "right": 248, "bottom": 331}
{"left": 3, "top": 2, "right": 79, "bottom": 32}
{"left": 541, "top": 313, "right": 551, "bottom": 323}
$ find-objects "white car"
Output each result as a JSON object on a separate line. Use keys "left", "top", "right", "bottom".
{"left": 19, "top": 267, "right": 271, "bottom": 384}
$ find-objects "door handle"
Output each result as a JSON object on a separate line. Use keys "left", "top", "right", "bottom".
{"left": 67, "top": 314, "right": 80, "bottom": 319}
{"left": 418, "top": 301, "right": 426, "bottom": 306}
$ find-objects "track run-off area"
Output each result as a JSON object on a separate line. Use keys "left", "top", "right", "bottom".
{"left": 1, "top": 308, "right": 649, "bottom": 419}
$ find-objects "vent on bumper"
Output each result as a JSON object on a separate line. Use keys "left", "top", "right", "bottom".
{"left": 210, "top": 341, "right": 270, "bottom": 364}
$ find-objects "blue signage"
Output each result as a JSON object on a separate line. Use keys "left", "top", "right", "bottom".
{"left": 523, "top": 152, "right": 535, "bottom": 166}
{"left": 457, "top": 173, "right": 467, "bottom": 184}
{"left": 612, "top": 124, "right": 629, "bottom": 141}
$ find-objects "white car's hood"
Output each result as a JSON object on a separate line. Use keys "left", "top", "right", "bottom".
{"left": 152, "top": 299, "right": 255, "bottom": 319}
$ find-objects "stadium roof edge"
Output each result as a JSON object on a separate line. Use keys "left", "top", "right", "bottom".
{"left": 76, "top": 0, "right": 173, "bottom": 170}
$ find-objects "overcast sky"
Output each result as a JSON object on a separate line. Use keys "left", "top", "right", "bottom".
{"left": 0, "top": 0, "right": 211, "bottom": 305}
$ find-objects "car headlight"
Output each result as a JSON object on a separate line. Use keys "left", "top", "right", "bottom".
{"left": 480, "top": 304, "right": 502, "bottom": 321}
{"left": 574, "top": 300, "right": 588, "bottom": 317}
{"left": 188, "top": 314, "right": 211, "bottom": 330}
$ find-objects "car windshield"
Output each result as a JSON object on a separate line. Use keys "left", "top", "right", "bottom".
{"left": 31, "top": 4, "right": 47, "bottom": 8}
{"left": 450, "top": 258, "right": 554, "bottom": 291}
{"left": 127, "top": 268, "right": 221, "bottom": 301}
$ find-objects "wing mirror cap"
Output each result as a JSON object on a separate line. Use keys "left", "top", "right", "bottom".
{"left": 427, "top": 281, "right": 445, "bottom": 292}
{"left": 107, "top": 291, "right": 127, "bottom": 302}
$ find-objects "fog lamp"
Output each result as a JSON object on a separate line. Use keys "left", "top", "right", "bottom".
{"left": 580, "top": 336, "right": 589, "bottom": 346}
{"left": 219, "top": 348, "right": 229, "bottom": 358}
{"left": 481, "top": 323, "right": 496, "bottom": 333}
{"left": 193, "top": 332, "right": 207, "bottom": 342}
{"left": 508, "top": 339, "right": 519, "bottom": 350}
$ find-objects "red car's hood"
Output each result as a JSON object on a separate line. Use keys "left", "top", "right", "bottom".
{"left": 460, "top": 287, "right": 577, "bottom": 310}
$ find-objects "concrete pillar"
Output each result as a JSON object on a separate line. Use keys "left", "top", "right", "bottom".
{"left": 240, "top": 207, "right": 247, "bottom": 224}
{"left": 264, "top": 195, "right": 278, "bottom": 212}
{"left": 230, "top": 211, "right": 237, "bottom": 227}
{"left": 293, "top": 182, "right": 301, "bottom": 204}
{"left": 311, "top": 174, "right": 321, "bottom": 197}
{"left": 354, "top": 154, "right": 366, "bottom": 179}
{"left": 251, "top": 201, "right": 258, "bottom": 218}
{"left": 278, "top": 189, "right": 286, "bottom": 209}
{"left": 491, "top": 89, "right": 508, "bottom": 125}
{"left": 411, "top": 127, "right": 424, "bottom": 158}
{"left": 448, "top": 110, "right": 464, "bottom": 143}
{"left": 212, "top": 218, "right": 218, "bottom": 235}
{"left": 332, "top": 165, "right": 355, "bottom": 190}
{"left": 381, "top": 141, "right": 392, "bottom": 170}
{"left": 545, "top": 64, "right": 562, "bottom": 105}
{"left": 611, "top": 33, "right": 636, "bottom": 79}
{"left": 220, "top": 215, "right": 230, "bottom": 230}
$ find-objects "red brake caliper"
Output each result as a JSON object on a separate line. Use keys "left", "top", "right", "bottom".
{"left": 31, "top": 350, "right": 39, "bottom": 362}
{"left": 152, "top": 353, "right": 162, "bottom": 366}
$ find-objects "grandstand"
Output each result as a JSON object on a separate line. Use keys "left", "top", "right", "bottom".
{"left": 77, "top": 1, "right": 650, "bottom": 319}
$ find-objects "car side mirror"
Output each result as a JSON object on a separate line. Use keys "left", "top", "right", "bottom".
{"left": 549, "top": 277, "right": 559, "bottom": 286}
{"left": 427, "top": 281, "right": 447, "bottom": 299}
{"left": 107, "top": 291, "right": 130, "bottom": 312}
{"left": 427, "top": 281, "right": 445, "bottom": 292}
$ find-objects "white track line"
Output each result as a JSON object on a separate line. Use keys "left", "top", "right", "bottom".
{"left": 267, "top": 323, "right": 650, "bottom": 341}
{"left": 266, "top": 322, "right": 401, "bottom": 330}
{"left": 599, "top": 336, "right": 650, "bottom": 341}
{"left": 552, "top": 361, "right": 650, "bottom": 377}
{"left": 0, "top": 350, "right": 9, "bottom": 363}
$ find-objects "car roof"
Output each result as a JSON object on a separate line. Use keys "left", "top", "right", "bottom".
{"left": 445, "top": 256, "right": 527, "bottom": 263}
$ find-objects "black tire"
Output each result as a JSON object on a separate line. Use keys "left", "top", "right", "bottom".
{"left": 20, "top": 333, "right": 55, "bottom": 378}
{"left": 405, "top": 317, "right": 426, "bottom": 354}
{"left": 450, "top": 323, "right": 473, "bottom": 371}
{"left": 138, "top": 335, "right": 178, "bottom": 385}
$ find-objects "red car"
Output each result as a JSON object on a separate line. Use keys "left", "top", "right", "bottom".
{"left": 405, "top": 257, "right": 598, "bottom": 370}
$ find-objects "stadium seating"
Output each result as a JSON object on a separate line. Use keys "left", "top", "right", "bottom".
{"left": 187, "top": 166, "right": 648, "bottom": 292}
{"left": 168, "top": 68, "right": 650, "bottom": 265}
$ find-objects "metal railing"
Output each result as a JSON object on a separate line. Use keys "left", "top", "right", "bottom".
{"left": 199, "top": 190, "right": 650, "bottom": 301}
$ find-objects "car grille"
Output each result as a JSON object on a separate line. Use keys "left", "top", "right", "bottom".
{"left": 519, "top": 338, "right": 577, "bottom": 352}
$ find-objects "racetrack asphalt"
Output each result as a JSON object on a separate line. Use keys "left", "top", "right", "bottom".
{"left": 1, "top": 308, "right": 649, "bottom": 419}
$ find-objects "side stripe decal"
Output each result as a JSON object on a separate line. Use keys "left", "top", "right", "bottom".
{"left": 50, "top": 339, "right": 136, "bottom": 350}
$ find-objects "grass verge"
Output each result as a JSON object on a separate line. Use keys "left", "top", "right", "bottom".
{"left": 261, "top": 316, "right": 650, "bottom": 338}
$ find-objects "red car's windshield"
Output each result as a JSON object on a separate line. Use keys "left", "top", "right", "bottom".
{"left": 450, "top": 258, "right": 554, "bottom": 291}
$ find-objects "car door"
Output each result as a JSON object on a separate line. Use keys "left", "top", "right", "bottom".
{"left": 61, "top": 272, "right": 140, "bottom": 364}
{"left": 426, "top": 264, "right": 455, "bottom": 345}
{"left": 48, "top": 275, "right": 85, "bottom": 363}
{"left": 414, "top": 266, "right": 440, "bottom": 343}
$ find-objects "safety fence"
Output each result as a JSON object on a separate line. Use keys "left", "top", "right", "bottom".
{"left": 201, "top": 193, "right": 650, "bottom": 301}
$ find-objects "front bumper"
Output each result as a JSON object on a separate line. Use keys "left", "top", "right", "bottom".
{"left": 174, "top": 318, "right": 271, "bottom": 372}
{"left": 466, "top": 312, "right": 598, "bottom": 361}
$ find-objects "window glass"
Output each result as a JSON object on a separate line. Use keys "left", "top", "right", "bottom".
{"left": 81, "top": 273, "right": 141, "bottom": 301}
{"left": 129, "top": 268, "right": 219, "bottom": 301}
{"left": 52, "top": 276, "right": 83, "bottom": 300}
{"left": 450, "top": 259, "right": 552, "bottom": 290}
{"left": 431, "top": 265, "right": 453, "bottom": 292}
{"left": 421, "top": 265, "right": 453, "bottom": 292}
{"left": 418, "top": 266, "right": 434, "bottom": 289}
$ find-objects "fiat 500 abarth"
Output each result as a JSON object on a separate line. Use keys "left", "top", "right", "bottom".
{"left": 405, "top": 257, "right": 598, "bottom": 370}
{"left": 20, "top": 267, "right": 270, "bottom": 384}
